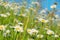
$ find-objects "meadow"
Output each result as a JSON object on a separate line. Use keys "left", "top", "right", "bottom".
{"left": 0, "top": 0, "right": 60, "bottom": 40}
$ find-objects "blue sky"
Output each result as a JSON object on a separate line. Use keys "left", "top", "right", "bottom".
{"left": 41, "top": 0, "right": 60, "bottom": 10}
{"left": 8, "top": 0, "right": 60, "bottom": 10}
{"left": 8, "top": 0, "right": 60, "bottom": 15}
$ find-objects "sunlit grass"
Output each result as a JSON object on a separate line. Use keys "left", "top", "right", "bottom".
{"left": 0, "top": 0, "right": 60, "bottom": 40}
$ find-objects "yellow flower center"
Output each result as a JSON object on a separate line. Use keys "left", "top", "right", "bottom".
{"left": 0, "top": 26, "right": 3, "bottom": 30}
{"left": 27, "top": 30, "right": 31, "bottom": 32}
{"left": 49, "top": 32, "right": 53, "bottom": 34}
{"left": 41, "top": 19, "right": 45, "bottom": 23}
{"left": 16, "top": 28, "right": 20, "bottom": 31}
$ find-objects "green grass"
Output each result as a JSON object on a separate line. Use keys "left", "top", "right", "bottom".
{"left": 0, "top": 1, "right": 60, "bottom": 40}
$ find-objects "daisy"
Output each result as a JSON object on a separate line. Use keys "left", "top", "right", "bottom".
{"left": 37, "top": 35, "right": 44, "bottom": 38}
{"left": 54, "top": 34, "right": 59, "bottom": 38}
{"left": 47, "top": 30, "right": 54, "bottom": 35}
{"left": 6, "top": 30, "right": 10, "bottom": 34}
{"left": 3, "top": 30, "right": 10, "bottom": 37}
{"left": 14, "top": 25, "right": 23, "bottom": 32}
{"left": 0, "top": 25, "right": 6, "bottom": 31}
{"left": 55, "top": 15, "right": 59, "bottom": 18}
{"left": 32, "top": 2, "right": 40, "bottom": 6}
{"left": 27, "top": 29, "right": 38, "bottom": 35}
{"left": 39, "top": 18, "right": 48, "bottom": 23}
{"left": 0, "top": 14, "right": 8, "bottom": 17}
{"left": 50, "top": 5, "right": 56, "bottom": 9}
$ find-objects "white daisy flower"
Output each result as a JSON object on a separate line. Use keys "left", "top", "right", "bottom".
{"left": 44, "top": 27, "right": 49, "bottom": 30}
{"left": 0, "top": 25, "right": 6, "bottom": 31}
{"left": 6, "top": 12, "right": 10, "bottom": 16}
{"left": 14, "top": 25, "right": 23, "bottom": 32}
{"left": 37, "top": 35, "right": 44, "bottom": 38}
{"left": 18, "top": 22, "right": 23, "bottom": 25}
{"left": 27, "top": 29, "right": 38, "bottom": 35}
{"left": 39, "top": 18, "right": 48, "bottom": 23}
{"left": 3, "top": 30, "right": 10, "bottom": 37}
{"left": 54, "top": 34, "right": 59, "bottom": 38}
{"left": 40, "top": 10, "right": 46, "bottom": 13}
{"left": 32, "top": 2, "right": 39, "bottom": 6}
{"left": 6, "top": 30, "right": 10, "bottom": 34}
{"left": 55, "top": 15, "right": 59, "bottom": 18}
{"left": 50, "top": 5, "right": 56, "bottom": 8}
{"left": 0, "top": 14, "right": 8, "bottom": 17}
{"left": 47, "top": 30, "right": 54, "bottom": 35}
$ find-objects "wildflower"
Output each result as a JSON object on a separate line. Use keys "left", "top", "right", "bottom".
{"left": 6, "top": 30, "right": 10, "bottom": 34}
{"left": 3, "top": 3, "right": 11, "bottom": 8}
{"left": 54, "top": 34, "right": 59, "bottom": 38}
{"left": 18, "top": 22, "right": 23, "bottom": 26}
{"left": 0, "top": 14, "right": 8, "bottom": 17}
{"left": 32, "top": 2, "right": 40, "bottom": 6}
{"left": 3, "top": 30, "right": 10, "bottom": 37}
{"left": 40, "top": 10, "right": 46, "bottom": 13}
{"left": 14, "top": 25, "right": 23, "bottom": 32}
{"left": 27, "top": 29, "right": 31, "bottom": 34}
{"left": 37, "top": 35, "right": 44, "bottom": 38}
{"left": 25, "top": 9, "right": 29, "bottom": 12}
{"left": 2, "top": 2, "right": 8, "bottom": 6}
{"left": 0, "top": 25, "right": 6, "bottom": 31}
{"left": 55, "top": 15, "right": 59, "bottom": 18}
{"left": 47, "top": 30, "right": 54, "bottom": 35}
{"left": 27, "top": 29, "right": 38, "bottom": 35}
{"left": 50, "top": 5, "right": 56, "bottom": 8}
{"left": 6, "top": 12, "right": 10, "bottom": 16}
{"left": 44, "top": 27, "right": 49, "bottom": 30}
{"left": 39, "top": 18, "right": 48, "bottom": 23}
{"left": 10, "top": 7, "right": 14, "bottom": 10}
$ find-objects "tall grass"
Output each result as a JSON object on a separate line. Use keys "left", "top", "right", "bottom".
{"left": 0, "top": 0, "right": 60, "bottom": 40}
